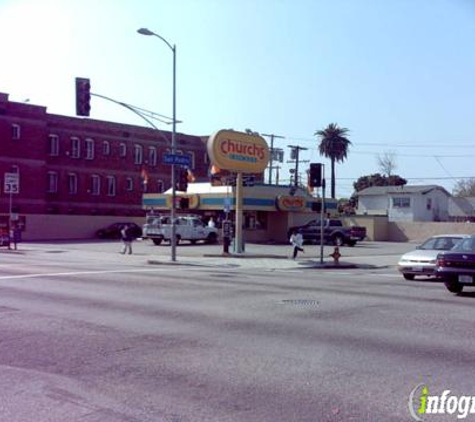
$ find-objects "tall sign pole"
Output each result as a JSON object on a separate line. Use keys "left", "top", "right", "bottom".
{"left": 207, "top": 130, "right": 269, "bottom": 254}
{"left": 235, "top": 172, "right": 244, "bottom": 253}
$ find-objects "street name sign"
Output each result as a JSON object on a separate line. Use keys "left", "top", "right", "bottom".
{"left": 162, "top": 153, "right": 192, "bottom": 167}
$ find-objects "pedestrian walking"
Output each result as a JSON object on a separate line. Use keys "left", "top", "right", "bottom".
{"left": 120, "top": 224, "right": 133, "bottom": 255}
{"left": 290, "top": 230, "right": 304, "bottom": 259}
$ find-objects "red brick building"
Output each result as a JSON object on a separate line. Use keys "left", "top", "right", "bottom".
{"left": 0, "top": 92, "right": 209, "bottom": 219}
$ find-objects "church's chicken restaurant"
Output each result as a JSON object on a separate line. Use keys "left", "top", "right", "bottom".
{"left": 143, "top": 130, "right": 337, "bottom": 244}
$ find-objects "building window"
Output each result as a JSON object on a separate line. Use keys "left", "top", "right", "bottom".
{"left": 71, "top": 137, "right": 81, "bottom": 158}
{"left": 49, "top": 134, "right": 59, "bottom": 156}
{"left": 47, "top": 171, "right": 58, "bottom": 193}
{"left": 126, "top": 177, "right": 134, "bottom": 191}
{"left": 12, "top": 124, "right": 21, "bottom": 140}
{"left": 157, "top": 179, "right": 164, "bottom": 193}
{"left": 134, "top": 144, "right": 143, "bottom": 165}
{"left": 426, "top": 198, "right": 432, "bottom": 210}
{"left": 106, "top": 176, "right": 116, "bottom": 196}
{"left": 393, "top": 197, "right": 410, "bottom": 208}
{"left": 148, "top": 147, "right": 157, "bottom": 166}
{"left": 102, "top": 141, "right": 111, "bottom": 156}
{"left": 204, "top": 152, "right": 209, "bottom": 164}
{"left": 85, "top": 138, "right": 95, "bottom": 160}
{"left": 91, "top": 175, "right": 101, "bottom": 195}
{"left": 119, "top": 143, "right": 127, "bottom": 157}
{"left": 68, "top": 173, "right": 78, "bottom": 194}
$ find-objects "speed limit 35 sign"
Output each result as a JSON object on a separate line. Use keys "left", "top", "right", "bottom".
{"left": 4, "top": 172, "right": 19, "bottom": 194}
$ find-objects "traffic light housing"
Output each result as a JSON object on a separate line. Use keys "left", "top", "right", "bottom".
{"left": 309, "top": 163, "right": 323, "bottom": 188}
{"left": 177, "top": 168, "right": 188, "bottom": 192}
{"left": 75, "top": 77, "right": 91, "bottom": 116}
{"left": 179, "top": 197, "right": 189, "bottom": 210}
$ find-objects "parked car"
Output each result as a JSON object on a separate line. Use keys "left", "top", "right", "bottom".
{"left": 397, "top": 234, "right": 469, "bottom": 280}
{"left": 436, "top": 235, "right": 475, "bottom": 293}
{"left": 96, "top": 222, "right": 142, "bottom": 239}
{"left": 287, "top": 218, "right": 366, "bottom": 246}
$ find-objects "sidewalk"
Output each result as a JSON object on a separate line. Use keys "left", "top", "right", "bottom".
{"left": 0, "top": 240, "right": 409, "bottom": 271}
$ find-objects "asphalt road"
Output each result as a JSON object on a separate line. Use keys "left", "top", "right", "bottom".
{"left": 0, "top": 240, "right": 473, "bottom": 421}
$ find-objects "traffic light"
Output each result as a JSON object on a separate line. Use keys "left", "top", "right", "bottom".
{"left": 177, "top": 168, "right": 188, "bottom": 192}
{"left": 75, "top": 77, "right": 91, "bottom": 116}
{"left": 309, "top": 163, "right": 323, "bottom": 188}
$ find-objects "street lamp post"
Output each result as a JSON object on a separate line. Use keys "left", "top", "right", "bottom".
{"left": 138, "top": 27, "right": 178, "bottom": 261}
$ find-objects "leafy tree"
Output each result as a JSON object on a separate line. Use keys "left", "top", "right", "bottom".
{"left": 315, "top": 123, "right": 352, "bottom": 199}
{"left": 453, "top": 179, "right": 475, "bottom": 197}
{"left": 353, "top": 173, "right": 407, "bottom": 192}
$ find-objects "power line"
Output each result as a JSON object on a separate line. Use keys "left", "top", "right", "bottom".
{"left": 283, "top": 135, "right": 475, "bottom": 149}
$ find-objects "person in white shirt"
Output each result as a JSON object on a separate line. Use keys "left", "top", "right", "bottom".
{"left": 290, "top": 230, "right": 304, "bottom": 259}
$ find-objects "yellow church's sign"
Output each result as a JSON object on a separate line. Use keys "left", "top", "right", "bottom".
{"left": 207, "top": 130, "right": 269, "bottom": 173}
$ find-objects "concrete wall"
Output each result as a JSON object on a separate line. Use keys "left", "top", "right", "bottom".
{"left": 387, "top": 221, "right": 475, "bottom": 242}
{"left": 10, "top": 214, "right": 146, "bottom": 241}
{"left": 341, "top": 215, "right": 389, "bottom": 241}
{"left": 13, "top": 213, "right": 475, "bottom": 244}
{"left": 342, "top": 216, "right": 475, "bottom": 242}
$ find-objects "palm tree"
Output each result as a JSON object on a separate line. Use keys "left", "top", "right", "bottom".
{"left": 315, "top": 123, "right": 351, "bottom": 199}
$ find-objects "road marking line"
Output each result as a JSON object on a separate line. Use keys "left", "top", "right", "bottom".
{"left": 0, "top": 268, "right": 172, "bottom": 280}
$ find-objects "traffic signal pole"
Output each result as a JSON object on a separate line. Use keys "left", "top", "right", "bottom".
{"left": 320, "top": 172, "right": 326, "bottom": 265}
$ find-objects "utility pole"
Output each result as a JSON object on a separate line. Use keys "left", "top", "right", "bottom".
{"left": 287, "top": 145, "right": 309, "bottom": 187}
{"left": 273, "top": 165, "right": 281, "bottom": 185}
{"left": 262, "top": 134, "right": 284, "bottom": 185}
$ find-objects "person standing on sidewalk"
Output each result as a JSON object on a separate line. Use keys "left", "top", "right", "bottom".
{"left": 120, "top": 224, "right": 133, "bottom": 255}
{"left": 290, "top": 230, "right": 304, "bottom": 259}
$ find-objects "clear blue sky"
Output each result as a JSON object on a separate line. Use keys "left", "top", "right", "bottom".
{"left": 1, "top": 0, "right": 474, "bottom": 198}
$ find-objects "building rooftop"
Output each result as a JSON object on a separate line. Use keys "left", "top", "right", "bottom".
{"left": 356, "top": 184, "right": 450, "bottom": 196}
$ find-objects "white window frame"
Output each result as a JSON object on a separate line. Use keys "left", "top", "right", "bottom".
{"left": 126, "top": 177, "right": 134, "bottom": 191}
{"left": 85, "top": 138, "right": 95, "bottom": 160}
{"left": 47, "top": 171, "right": 58, "bottom": 193}
{"left": 12, "top": 124, "right": 21, "bottom": 140}
{"left": 134, "top": 144, "right": 143, "bottom": 165}
{"left": 91, "top": 175, "right": 101, "bottom": 196}
{"left": 49, "top": 134, "right": 59, "bottom": 156}
{"left": 68, "top": 173, "right": 78, "bottom": 194}
{"left": 71, "top": 137, "right": 81, "bottom": 158}
{"left": 119, "top": 143, "right": 127, "bottom": 157}
{"left": 106, "top": 176, "right": 116, "bottom": 196}
{"left": 102, "top": 141, "right": 111, "bottom": 156}
{"left": 148, "top": 146, "right": 157, "bottom": 166}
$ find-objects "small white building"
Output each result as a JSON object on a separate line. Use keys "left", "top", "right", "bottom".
{"left": 356, "top": 185, "right": 451, "bottom": 222}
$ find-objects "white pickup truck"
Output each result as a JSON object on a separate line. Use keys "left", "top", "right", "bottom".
{"left": 143, "top": 215, "right": 218, "bottom": 245}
